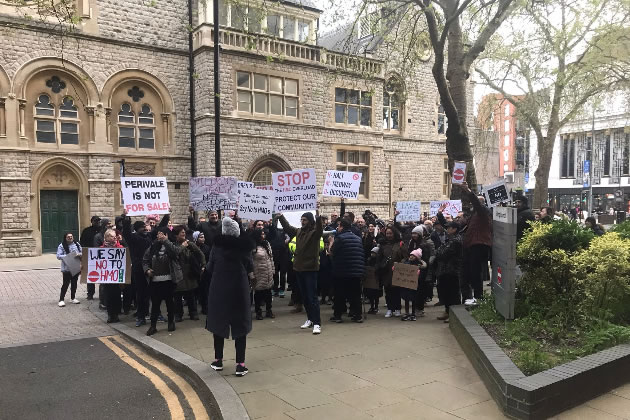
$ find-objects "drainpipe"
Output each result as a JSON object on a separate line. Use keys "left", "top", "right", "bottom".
{"left": 213, "top": 0, "right": 221, "bottom": 177}
{"left": 188, "top": 0, "right": 197, "bottom": 177}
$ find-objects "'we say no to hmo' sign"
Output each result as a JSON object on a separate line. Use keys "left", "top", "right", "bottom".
{"left": 80, "top": 248, "right": 131, "bottom": 284}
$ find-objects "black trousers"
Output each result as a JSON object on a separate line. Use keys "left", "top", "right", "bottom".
{"left": 273, "top": 259, "right": 287, "bottom": 292}
{"left": 438, "top": 274, "right": 461, "bottom": 312}
{"left": 86, "top": 283, "right": 95, "bottom": 299}
{"left": 384, "top": 285, "right": 401, "bottom": 311}
{"left": 197, "top": 271, "right": 210, "bottom": 314}
{"left": 174, "top": 290, "right": 197, "bottom": 318}
{"left": 104, "top": 284, "right": 122, "bottom": 320}
{"left": 462, "top": 245, "right": 490, "bottom": 300}
{"left": 150, "top": 281, "right": 175, "bottom": 325}
{"left": 254, "top": 289, "right": 272, "bottom": 314}
{"left": 123, "top": 282, "right": 135, "bottom": 312}
{"left": 134, "top": 271, "right": 150, "bottom": 320}
{"left": 60, "top": 272, "right": 78, "bottom": 301}
{"left": 288, "top": 267, "right": 301, "bottom": 304}
{"left": 333, "top": 276, "right": 362, "bottom": 318}
{"left": 213, "top": 334, "right": 246, "bottom": 364}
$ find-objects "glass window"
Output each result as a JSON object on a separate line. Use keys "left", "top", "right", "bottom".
{"left": 218, "top": 1, "right": 229, "bottom": 25}
{"left": 36, "top": 120, "right": 56, "bottom": 143}
{"left": 119, "top": 126, "right": 135, "bottom": 148}
{"left": 139, "top": 128, "right": 154, "bottom": 149}
{"left": 252, "top": 167, "right": 273, "bottom": 186}
{"left": 35, "top": 94, "right": 81, "bottom": 145}
{"left": 504, "top": 105, "right": 510, "bottom": 116}
{"left": 336, "top": 149, "right": 370, "bottom": 197}
{"left": 35, "top": 94, "right": 55, "bottom": 116}
{"left": 247, "top": 7, "right": 263, "bottom": 33}
{"left": 504, "top": 135, "right": 510, "bottom": 146}
{"left": 624, "top": 134, "right": 629, "bottom": 176}
{"left": 267, "top": 15, "right": 280, "bottom": 36}
{"left": 504, "top": 119, "right": 510, "bottom": 132}
{"left": 236, "top": 71, "right": 298, "bottom": 118}
{"left": 335, "top": 88, "right": 372, "bottom": 127}
{"left": 232, "top": 5, "right": 246, "bottom": 30}
{"left": 282, "top": 16, "right": 295, "bottom": 40}
{"left": 118, "top": 102, "right": 155, "bottom": 149}
{"left": 118, "top": 103, "right": 134, "bottom": 123}
{"left": 298, "top": 19, "right": 310, "bottom": 42}
{"left": 383, "top": 79, "right": 402, "bottom": 130}
{"left": 60, "top": 122, "right": 78, "bottom": 144}
{"left": 604, "top": 135, "right": 611, "bottom": 176}
{"left": 437, "top": 104, "right": 446, "bottom": 134}
{"left": 138, "top": 104, "right": 153, "bottom": 124}
{"left": 504, "top": 150, "right": 509, "bottom": 161}
{"left": 59, "top": 97, "right": 78, "bottom": 118}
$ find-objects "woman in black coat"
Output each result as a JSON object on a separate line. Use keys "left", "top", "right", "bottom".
{"left": 206, "top": 217, "right": 255, "bottom": 377}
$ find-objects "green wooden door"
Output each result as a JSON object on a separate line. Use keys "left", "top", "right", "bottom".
{"left": 40, "top": 190, "right": 79, "bottom": 253}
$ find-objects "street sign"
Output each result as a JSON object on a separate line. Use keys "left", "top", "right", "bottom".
{"left": 583, "top": 160, "right": 591, "bottom": 188}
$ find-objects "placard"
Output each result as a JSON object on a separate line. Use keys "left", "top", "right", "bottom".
{"left": 396, "top": 201, "right": 421, "bottom": 222}
{"left": 80, "top": 248, "right": 131, "bottom": 284}
{"left": 121, "top": 177, "right": 170, "bottom": 216}
{"left": 483, "top": 180, "right": 509, "bottom": 208}
{"left": 238, "top": 188, "right": 275, "bottom": 220}
{"left": 62, "top": 251, "right": 82, "bottom": 276}
{"left": 391, "top": 262, "right": 418, "bottom": 290}
{"left": 363, "top": 266, "right": 380, "bottom": 290}
{"left": 429, "top": 200, "right": 462, "bottom": 218}
{"left": 238, "top": 181, "right": 254, "bottom": 195}
{"left": 256, "top": 185, "right": 274, "bottom": 191}
{"left": 272, "top": 168, "right": 317, "bottom": 212}
{"left": 452, "top": 161, "right": 467, "bottom": 185}
{"left": 190, "top": 176, "right": 238, "bottom": 211}
{"left": 322, "top": 170, "right": 362, "bottom": 199}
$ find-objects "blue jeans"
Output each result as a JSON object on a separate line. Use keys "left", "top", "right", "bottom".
{"left": 296, "top": 271, "right": 321, "bottom": 325}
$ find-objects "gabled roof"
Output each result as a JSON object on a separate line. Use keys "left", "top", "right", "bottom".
{"left": 318, "top": 21, "right": 383, "bottom": 54}
{"left": 281, "top": 0, "right": 321, "bottom": 13}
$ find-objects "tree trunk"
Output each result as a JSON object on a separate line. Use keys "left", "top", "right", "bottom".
{"left": 532, "top": 131, "right": 557, "bottom": 209}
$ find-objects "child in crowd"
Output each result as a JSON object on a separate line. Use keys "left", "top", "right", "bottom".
{"left": 400, "top": 249, "right": 427, "bottom": 321}
{"left": 365, "top": 247, "right": 383, "bottom": 314}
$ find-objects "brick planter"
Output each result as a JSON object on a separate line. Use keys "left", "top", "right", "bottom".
{"left": 450, "top": 305, "right": 630, "bottom": 419}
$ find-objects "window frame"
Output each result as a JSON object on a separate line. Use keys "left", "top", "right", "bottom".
{"left": 560, "top": 136, "right": 576, "bottom": 179}
{"left": 334, "top": 87, "right": 373, "bottom": 128}
{"left": 235, "top": 70, "right": 299, "bottom": 119}
{"left": 383, "top": 78, "right": 402, "bottom": 132}
{"left": 334, "top": 148, "right": 371, "bottom": 198}
{"left": 442, "top": 157, "right": 450, "bottom": 197}
{"left": 117, "top": 102, "right": 157, "bottom": 151}
{"left": 34, "top": 93, "right": 81, "bottom": 147}
{"left": 437, "top": 103, "right": 447, "bottom": 135}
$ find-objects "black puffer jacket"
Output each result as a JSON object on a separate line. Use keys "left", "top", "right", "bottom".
{"left": 331, "top": 230, "right": 366, "bottom": 278}
{"left": 435, "top": 233, "right": 463, "bottom": 278}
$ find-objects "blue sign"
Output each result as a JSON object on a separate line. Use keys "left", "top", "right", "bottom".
{"left": 583, "top": 160, "right": 590, "bottom": 188}
{"left": 525, "top": 172, "right": 529, "bottom": 184}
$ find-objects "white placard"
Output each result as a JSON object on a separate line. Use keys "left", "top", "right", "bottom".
{"left": 238, "top": 188, "right": 275, "bottom": 220}
{"left": 322, "top": 170, "right": 362, "bottom": 199}
{"left": 190, "top": 176, "right": 238, "bottom": 211}
{"left": 277, "top": 211, "right": 316, "bottom": 229}
{"left": 452, "top": 161, "right": 467, "bottom": 185}
{"left": 62, "top": 251, "right": 82, "bottom": 276}
{"left": 81, "top": 248, "right": 130, "bottom": 284}
{"left": 430, "top": 200, "right": 462, "bottom": 218}
{"left": 396, "top": 201, "right": 422, "bottom": 222}
{"left": 272, "top": 169, "right": 317, "bottom": 213}
{"left": 238, "top": 181, "right": 254, "bottom": 195}
{"left": 121, "top": 177, "right": 170, "bottom": 216}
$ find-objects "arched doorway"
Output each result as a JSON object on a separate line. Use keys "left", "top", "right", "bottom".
{"left": 33, "top": 159, "right": 86, "bottom": 253}
{"left": 247, "top": 154, "right": 291, "bottom": 186}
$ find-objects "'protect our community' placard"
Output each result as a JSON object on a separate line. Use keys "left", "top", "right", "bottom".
{"left": 121, "top": 177, "right": 170, "bottom": 216}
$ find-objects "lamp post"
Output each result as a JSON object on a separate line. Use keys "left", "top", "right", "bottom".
{"left": 588, "top": 108, "right": 594, "bottom": 216}
{"left": 213, "top": 0, "right": 221, "bottom": 177}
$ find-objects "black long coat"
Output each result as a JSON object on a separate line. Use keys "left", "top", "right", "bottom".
{"left": 205, "top": 234, "right": 255, "bottom": 339}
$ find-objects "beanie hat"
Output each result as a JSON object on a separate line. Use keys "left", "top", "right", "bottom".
{"left": 133, "top": 221, "right": 146, "bottom": 232}
{"left": 412, "top": 225, "right": 424, "bottom": 235}
{"left": 410, "top": 249, "right": 423, "bottom": 260}
{"left": 192, "top": 231, "right": 201, "bottom": 242}
{"left": 302, "top": 212, "right": 315, "bottom": 225}
{"left": 222, "top": 217, "right": 240, "bottom": 238}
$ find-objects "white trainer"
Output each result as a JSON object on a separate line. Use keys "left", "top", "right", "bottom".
{"left": 464, "top": 298, "right": 478, "bottom": 306}
{"left": 384, "top": 310, "right": 392, "bottom": 318}
{"left": 313, "top": 324, "right": 321, "bottom": 334}
{"left": 58, "top": 301, "right": 66, "bottom": 307}
{"left": 300, "top": 320, "right": 313, "bottom": 329}
{"left": 393, "top": 310, "right": 401, "bottom": 317}
{"left": 71, "top": 298, "right": 80, "bottom": 304}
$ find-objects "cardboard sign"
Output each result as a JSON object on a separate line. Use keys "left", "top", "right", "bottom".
{"left": 452, "top": 161, "right": 467, "bottom": 185}
{"left": 121, "top": 177, "right": 170, "bottom": 216}
{"left": 429, "top": 200, "right": 462, "bottom": 218}
{"left": 396, "top": 201, "right": 421, "bottom": 222}
{"left": 276, "top": 210, "right": 315, "bottom": 229}
{"left": 391, "top": 262, "right": 419, "bottom": 290}
{"left": 483, "top": 180, "right": 509, "bottom": 208}
{"left": 190, "top": 176, "right": 238, "bottom": 211}
{"left": 272, "top": 168, "right": 317, "bottom": 212}
{"left": 62, "top": 251, "right": 82, "bottom": 276}
{"left": 322, "top": 170, "right": 362, "bottom": 199}
{"left": 238, "top": 188, "right": 275, "bottom": 220}
{"left": 80, "top": 248, "right": 131, "bottom": 284}
{"left": 238, "top": 181, "right": 255, "bottom": 197}
{"left": 363, "top": 266, "right": 380, "bottom": 290}
{"left": 256, "top": 185, "right": 274, "bottom": 191}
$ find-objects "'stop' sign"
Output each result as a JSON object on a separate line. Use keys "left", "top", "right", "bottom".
{"left": 272, "top": 169, "right": 317, "bottom": 212}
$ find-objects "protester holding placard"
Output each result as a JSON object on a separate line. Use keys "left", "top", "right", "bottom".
{"left": 277, "top": 204, "right": 324, "bottom": 335}
{"left": 377, "top": 226, "right": 407, "bottom": 318}
{"left": 173, "top": 225, "right": 205, "bottom": 323}
{"left": 399, "top": 249, "right": 427, "bottom": 321}
{"left": 143, "top": 227, "right": 182, "bottom": 336}
{"left": 457, "top": 182, "right": 492, "bottom": 306}
{"left": 364, "top": 247, "right": 383, "bottom": 314}
{"left": 101, "top": 229, "right": 125, "bottom": 323}
{"left": 206, "top": 217, "right": 255, "bottom": 377}
{"left": 407, "top": 226, "right": 435, "bottom": 317}
{"left": 188, "top": 206, "right": 222, "bottom": 248}
{"left": 56, "top": 232, "right": 82, "bottom": 307}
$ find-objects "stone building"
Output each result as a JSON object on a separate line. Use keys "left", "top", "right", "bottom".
{"left": 0, "top": 0, "right": 449, "bottom": 257}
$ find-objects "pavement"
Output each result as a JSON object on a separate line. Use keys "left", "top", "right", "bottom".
{"left": 2, "top": 257, "right": 630, "bottom": 419}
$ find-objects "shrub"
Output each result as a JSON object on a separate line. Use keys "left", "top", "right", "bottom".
{"left": 609, "top": 220, "right": 630, "bottom": 240}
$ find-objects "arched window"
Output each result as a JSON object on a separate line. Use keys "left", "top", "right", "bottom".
{"left": 117, "top": 99, "right": 155, "bottom": 150}
{"left": 383, "top": 78, "right": 403, "bottom": 131}
{"left": 34, "top": 94, "right": 80, "bottom": 144}
{"left": 251, "top": 167, "right": 273, "bottom": 186}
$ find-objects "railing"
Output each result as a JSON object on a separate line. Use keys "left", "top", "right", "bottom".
{"left": 193, "top": 25, "right": 383, "bottom": 77}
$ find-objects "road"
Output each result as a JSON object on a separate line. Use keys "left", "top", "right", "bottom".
{"left": 0, "top": 266, "right": 212, "bottom": 420}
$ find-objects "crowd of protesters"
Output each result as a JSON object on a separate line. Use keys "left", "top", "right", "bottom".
{"left": 56, "top": 181, "right": 505, "bottom": 376}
